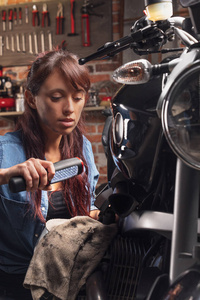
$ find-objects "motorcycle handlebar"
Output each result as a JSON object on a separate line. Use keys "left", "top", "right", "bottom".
{"left": 79, "top": 16, "right": 189, "bottom": 65}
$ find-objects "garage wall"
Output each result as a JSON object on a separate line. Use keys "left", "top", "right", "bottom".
{"left": 0, "top": 0, "right": 123, "bottom": 187}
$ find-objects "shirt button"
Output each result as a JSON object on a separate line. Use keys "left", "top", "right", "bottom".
{"left": 41, "top": 207, "right": 45, "bottom": 211}
{"left": 35, "top": 233, "right": 39, "bottom": 238}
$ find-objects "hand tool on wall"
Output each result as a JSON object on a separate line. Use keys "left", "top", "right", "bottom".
{"left": 0, "top": 37, "right": 3, "bottom": 56}
{"left": 2, "top": 10, "right": 6, "bottom": 31}
{"left": 48, "top": 31, "right": 53, "bottom": 50}
{"left": 22, "top": 33, "right": 26, "bottom": 52}
{"left": 81, "top": 0, "right": 104, "bottom": 47}
{"left": 56, "top": 3, "right": 64, "bottom": 35}
{"left": 11, "top": 35, "right": 15, "bottom": 52}
{"left": 32, "top": 5, "right": 40, "bottom": 26}
{"left": 68, "top": 0, "right": 78, "bottom": 36}
{"left": 81, "top": 1, "right": 90, "bottom": 46}
{"left": 42, "top": 3, "right": 50, "bottom": 27}
{"left": 19, "top": 7, "right": 22, "bottom": 25}
{"left": 41, "top": 31, "right": 45, "bottom": 52}
{"left": 16, "top": 34, "right": 20, "bottom": 52}
{"left": 8, "top": 9, "right": 13, "bottom": 30}
{"left": 29, "top": 33, "right": 33, "bottom": 54}
{"left": 14, "top": 8, "right": 17, "bottom": 25}
{"left": 6, "top": 36, "right": 9, "bottom": 50}
{"left": 25, "top": 6, "right": 29, "bottom": 24}
{"left": 33, "top": 32, "right": 38, "bottom": 54}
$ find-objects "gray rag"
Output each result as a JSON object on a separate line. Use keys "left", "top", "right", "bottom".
{"left": 24, "top": 216, "right": 117, "bottom": 300}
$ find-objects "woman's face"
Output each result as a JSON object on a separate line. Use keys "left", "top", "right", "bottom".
{"left": 30, "top": 69, "right": 86, "bottom": 138}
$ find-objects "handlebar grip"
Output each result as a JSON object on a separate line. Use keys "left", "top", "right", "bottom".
{"left": 8, "top": 157, "right": 84, "bottom": 193}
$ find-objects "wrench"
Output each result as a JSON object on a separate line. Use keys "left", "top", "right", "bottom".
{"left": 16, "top": 34, "right": 20, "bottom": 52}
{"left": 11, "top": 35, "right": 15, "bottom": 52}
{"left": 33, "top": 32, "right": 38, "bottom": 54}
{"left": 6, "top": 35, "right": 9, "bottom": 50}
{"left": 0, "top": 36, "right": 3, "bottom": 56}
{"left": 28, "top": 33, "right": 33, "bottom": 54}
{"left": 48, "top": 30, "right": 52, "bottom": 51}
{"left": 41, "top": 31, "right": 45, "bottom": 52}
{"left": 22, "top": 33, "right": 26, "bottom": 52}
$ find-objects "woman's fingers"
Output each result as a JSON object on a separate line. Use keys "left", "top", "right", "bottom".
{"left": 27, "top": 159, "right": 55, "bottom": 191}
{"left": 5, "top": 158, "right": 55, "bottom": 192}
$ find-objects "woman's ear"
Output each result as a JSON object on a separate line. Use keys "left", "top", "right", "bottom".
{"left": 25, "top": 90, "right": 36, "bottom": 109}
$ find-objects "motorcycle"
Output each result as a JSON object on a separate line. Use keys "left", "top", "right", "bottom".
{"left": 78, "top": 0, "right": 200, "bottom": 299}
{"left": 6, "top": 1, "right": 200, "bottom": 298}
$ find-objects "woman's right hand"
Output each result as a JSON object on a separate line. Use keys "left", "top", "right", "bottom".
{"left": 0, "top": 158, "right": 55, "bottom": 192}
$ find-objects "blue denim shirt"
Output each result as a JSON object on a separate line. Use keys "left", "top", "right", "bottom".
{"left": 0, "top": 130, "right": 99, "bottom": 274}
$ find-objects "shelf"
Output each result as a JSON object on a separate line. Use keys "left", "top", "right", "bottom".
{"left": 84, "top": 106, "right": 107, "bottom": 111}
{"left": 0, "top": 111, "right": 23, "bottom": 117}
{"left": 0, "top": 107, "right": 108, "bottom": 120}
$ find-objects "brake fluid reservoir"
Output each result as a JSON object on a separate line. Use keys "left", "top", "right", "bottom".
{"left": 144, "top": 0, "right": 173, "bottom": 21}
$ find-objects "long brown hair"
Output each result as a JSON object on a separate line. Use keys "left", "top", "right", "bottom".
{"left": 16, "top": 49, "right": 91, "bottom": 221}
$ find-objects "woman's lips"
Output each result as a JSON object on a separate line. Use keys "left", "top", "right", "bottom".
{"left": 59, "top": 118, "right": 75, "bottom": 127}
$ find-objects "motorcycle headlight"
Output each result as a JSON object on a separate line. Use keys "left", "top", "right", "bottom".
{"left": 111, "top": 77, "right": 162, "bottom": 191}
{"left": 161, "top": 62, "right": 200, "bottom": 170}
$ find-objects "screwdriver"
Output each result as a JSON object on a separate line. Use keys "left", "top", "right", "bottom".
{"left": 8, "top": 9, "right": 13, "bottom": 30}
{"left": 2, "top": 10, "right": 6, "bottom": 31}
{"left": 19, "top": 7, "right": 22, "bottom": 24}
{"left": 14, "top": 8, "right": 17, "bottom": 25}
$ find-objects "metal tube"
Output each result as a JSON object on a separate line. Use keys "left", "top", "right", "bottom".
{"left": 170, "top": 158, "right": 200, "bottom": 283}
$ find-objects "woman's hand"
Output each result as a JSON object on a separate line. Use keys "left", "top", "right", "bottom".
{"left": 0, "top": 158, "right": 55, "bottom": 192}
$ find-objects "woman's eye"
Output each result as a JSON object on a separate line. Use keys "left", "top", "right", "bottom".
{"left": 50, "top": 96, "right": 62, "bottom": 101}
{"left": 74, "top": 97, "right": 83, "bottom": 101}
{"left": 73, "top": 93, "right": 84, "bottom": 101}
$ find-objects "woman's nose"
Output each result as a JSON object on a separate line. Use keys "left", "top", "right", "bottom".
{"left": 63, "top": 97, "right": 74, "bottom": 114}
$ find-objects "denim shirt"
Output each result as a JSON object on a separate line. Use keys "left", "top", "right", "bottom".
{"left": 0, "top": 130, "right": 99, "bottom": 274}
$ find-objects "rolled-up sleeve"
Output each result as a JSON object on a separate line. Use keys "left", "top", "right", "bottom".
{"left": 83, "top": 136, "right": 99, "bottom": 211}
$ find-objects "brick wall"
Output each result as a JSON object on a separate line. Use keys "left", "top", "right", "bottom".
{"left": 0, "top": 0, "right": 122, "bottom": 187}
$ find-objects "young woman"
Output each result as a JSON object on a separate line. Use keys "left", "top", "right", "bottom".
{"left": 0, "top": 49, "right": 99, "bottom": 299}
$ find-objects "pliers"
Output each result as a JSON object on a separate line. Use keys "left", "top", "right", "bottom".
{"left": 56, "top": 3, "right": 64, "bottom": 34}
{"left": 42, "top": 3, "right": 50, "bottom": 27}
{"left": 32, "top": 4, "right": 40, "bottom": 26}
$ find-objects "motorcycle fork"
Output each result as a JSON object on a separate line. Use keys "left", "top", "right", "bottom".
{"left": 170, "top": 158, "right": 200, "bottom": 283}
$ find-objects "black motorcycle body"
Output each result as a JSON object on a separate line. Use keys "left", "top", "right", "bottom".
{"left": 81, "top": 1, "right": 200, "bottom": 299}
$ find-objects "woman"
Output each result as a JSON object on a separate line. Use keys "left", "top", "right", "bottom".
{"left": 0, "top": 49, "right": 99, "bottom": 299}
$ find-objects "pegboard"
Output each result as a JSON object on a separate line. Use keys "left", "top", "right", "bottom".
{"left": 0, "top": 0, "right": 112, "bottom": 67}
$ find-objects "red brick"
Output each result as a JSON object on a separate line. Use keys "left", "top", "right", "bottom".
{"left": 98, "top": 144, "right": 105, "bottom": 154}
{"left": 90, "top": 74, "right": 111, "bottom": 83}
{"left": 0, "top": 128, "right": 14, "bottom": 135}
{"left": 99, "top": 166, "right": 108, "bottom": 175}
{"left": 0, "top": 119, "right": 11, "bottom": 127}
{"left": 85, "top": 112, "right": 106, "bottom": 123}
{"left": 112, "top": 2, "right": 121, "bottom": 12}
{"left": 85, "top": 124, "right": 97, "bottom": 134}
{"left": 96, "top": 63, "right": 119, "bottom": 72}
{"left": 112, "top": 13, "right": 120, "bottom": 23}
{"left": 113, "top": 23, "right": 120, "bottom": 34}
{"left": 7, "top": 0, "right": 17, "bottom": 4}
{"left": 97, "top": 124, "right": 104, "bottom": 133}
{"left": 95, "top": 153, "right": 107, "bottom": 166}
{"left": 85, "top": 134, "right": 102, "bottom": 143}
{"left": 97, "top": 176, "right": 108, "bottom": 186}
{"left": 91, "top": 144, "right": 97, "bottom": 154}
{"left": 113, "top": 33, "right": 121, "bottom": 41}
{"left": 18, "top": 70, "right": 28, "bottom": 80}
{"left": 87, "top": 65, "right": 94, "bottom": 73}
